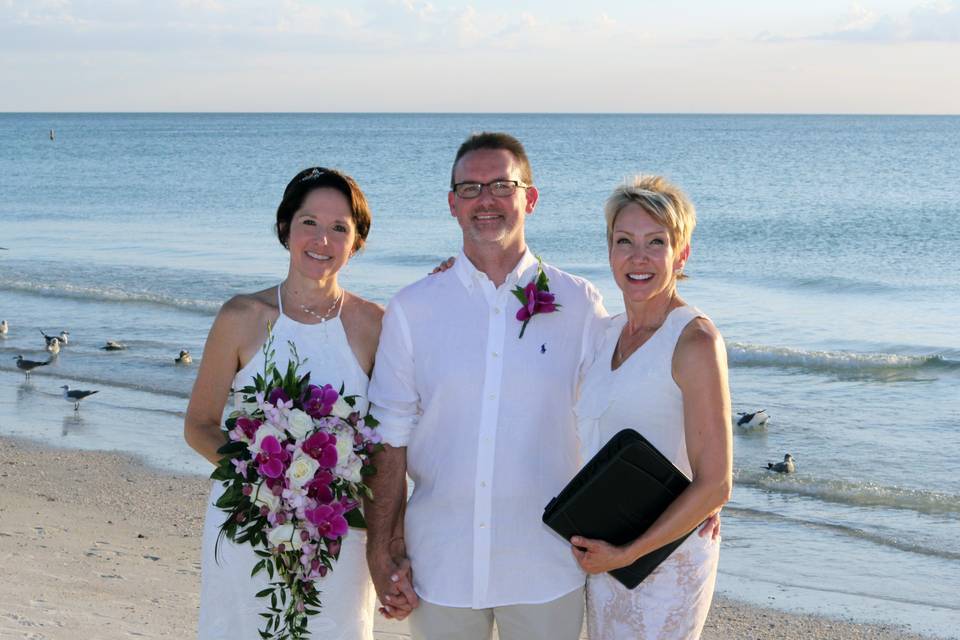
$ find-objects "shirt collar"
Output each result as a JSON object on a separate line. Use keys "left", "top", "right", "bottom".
{"left": 453, "top": 248, "right": 540, "bottom": 292}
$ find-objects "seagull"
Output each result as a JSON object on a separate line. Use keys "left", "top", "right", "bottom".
{"left": 40, "top": 329, "right": 69, "bottom": 347}
{"left": 14, "top": 355, "right": 50, "bottom": 376}
{"left": 101, "top": 340, "right": 127, "bottom": 351}
{"left": 175, "top": 349, "right": 192, "bottom": 364}
{"left": 736, "top": 409, "right": 769, "bottom": 432}
{"left": 46, "top": 338, "right": 61, "bottom": 354}
{"left": 61, "top": 385, "right": 99, "bottom": 411}
{"left": 0, "top": 320, "right": 7, "bottom": 335}
{"left": 766, "top": 453, "right": 796, "bottom": 474}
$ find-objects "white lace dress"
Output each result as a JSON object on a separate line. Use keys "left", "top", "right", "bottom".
{"left": 575, "top": 306, "right": 719, "bottom": 640}
{"left": 197, "top": 289, "right": 375, "bottom": 639}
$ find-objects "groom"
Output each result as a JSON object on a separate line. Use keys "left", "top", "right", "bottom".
{"left": 366, "top": 132, "right": 607, "bottom": 639}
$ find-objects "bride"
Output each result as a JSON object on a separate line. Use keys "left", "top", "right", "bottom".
{"left": 184, "top": 167, "right": 384, "bottom": 639}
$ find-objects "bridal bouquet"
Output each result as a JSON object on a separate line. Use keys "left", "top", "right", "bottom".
{"left": 211, "top": 337, "right": 382, "bottom": 639}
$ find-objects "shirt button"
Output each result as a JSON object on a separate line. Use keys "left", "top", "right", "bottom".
{"left": 488, "top": 394, "right": 496, "bottom": 400}
{"left": 493, "top": 308, "right": 501, "bottom": 314}
{"left": 491, "top": 351, "right": 499, "bottom": 358}
{"left": 479, "top": 523, "right": 486, "bottom": 529}
{"left": 480, "top": 481, "right": 487, "bottom": 487}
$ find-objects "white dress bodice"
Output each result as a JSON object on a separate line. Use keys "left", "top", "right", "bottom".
{"left": 198, "top": 286, "right": 375, "bottom": 640}
{"left": 575, "top": 306, "right": 706, "bottom": 479}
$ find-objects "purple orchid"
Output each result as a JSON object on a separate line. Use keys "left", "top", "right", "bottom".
{"left": 256, "top": 435, "right": 289, "bottom": 479}
{"left": 303, "top": 384, "right": 339, "bottom": 419}
{"left": 267, "top": 387, "right": 291, "bottom": 406}
{"left": 302, "top": 431, "right": 339, "bottom": 468}
{"left": 304, "top": 502, "right": 348, "bottom": 540}
{"left": 515, "top": 282, "right": 557, "bottom": 322}
{"left": 231, "top": 458, "right": 250, "bottom": 478}
{"left": 511, "top": 258, "right": 561, "bottom": 338}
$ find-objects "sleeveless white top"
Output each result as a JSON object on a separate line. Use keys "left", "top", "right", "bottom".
{"left": 231, "top": 286, "right": 369, "bottom": 414}
{"left": 198, "top": 286, "right": 375, "bottom": 640}
{"left": 574, "top": 306, "right": 707, "bottom": 477}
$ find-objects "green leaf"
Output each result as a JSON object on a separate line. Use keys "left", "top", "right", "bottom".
{"left": 510, "top": 287, "right": 528, "bottom": 305}
{"left": 255, "top": 587, "right": 273, "bottom": 598}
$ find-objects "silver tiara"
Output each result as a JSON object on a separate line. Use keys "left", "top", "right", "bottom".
{"left": 299, "top": 168, "right": 326, "bottom": 182}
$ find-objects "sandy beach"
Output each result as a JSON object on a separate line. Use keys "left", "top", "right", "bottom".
{"left": 1, "top": 436, "right": 936, "bottom": 640}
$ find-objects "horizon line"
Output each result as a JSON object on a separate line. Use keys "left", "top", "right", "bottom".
{"left": 2, "top": 110, "right": 959, "bottom": 117}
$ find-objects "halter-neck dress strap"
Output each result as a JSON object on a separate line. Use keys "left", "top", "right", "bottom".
{"left": 276, "top": 284, "right": 284, "bottom": 314}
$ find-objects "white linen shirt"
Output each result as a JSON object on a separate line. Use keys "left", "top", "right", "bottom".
{"left": 368, "top": 249, "right": 607, "bottom": 608}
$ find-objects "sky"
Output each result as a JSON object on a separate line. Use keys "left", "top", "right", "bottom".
{"left": 1, "top": 0, "right": 959, "bottom": 113}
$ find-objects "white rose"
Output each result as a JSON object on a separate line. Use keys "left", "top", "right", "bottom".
{"left": 286, "top": 409, "right": 314, "bottom": 440}
{"left": 337, "top": 451, "right": 364, "bottom": 484}
{"left": 267, "top": 524, "right": 304, "bottom": 551}
{"left": 249, "top": 424, "right": 285, "bottom": 457}
{"left": 286, "top": 451, "right": 320, "bottom": 489}
{"left": 331, "top": 396, "right": 355, "bottom": 420}
{"left": 252, "top": 482, "right": 280, "bottom": 512}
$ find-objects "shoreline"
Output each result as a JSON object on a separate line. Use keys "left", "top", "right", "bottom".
{"left": 0, "top": 436, "right": 938, "bottom": 640}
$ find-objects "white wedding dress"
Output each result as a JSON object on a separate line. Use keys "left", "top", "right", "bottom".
{"left": 575, "top": 306, "right": 719, "bottom": 640}
{"left": 198, "top": 287, "right": 375, "bottom": 639}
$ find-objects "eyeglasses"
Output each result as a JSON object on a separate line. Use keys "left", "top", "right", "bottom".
{"left": 452, "top": 180, "right": 528, "bottom": 199}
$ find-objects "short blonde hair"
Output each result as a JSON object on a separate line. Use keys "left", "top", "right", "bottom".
{"left": 604, "top": 175, "right": 696, "bottom": 276}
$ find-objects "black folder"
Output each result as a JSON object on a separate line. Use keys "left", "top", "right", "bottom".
{"left": 543, "top": 428, "right": 695, "bottom": 589}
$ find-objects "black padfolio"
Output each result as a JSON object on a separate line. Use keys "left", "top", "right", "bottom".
{"left": 543, "top": 428, "right": 695, "bottom": 589}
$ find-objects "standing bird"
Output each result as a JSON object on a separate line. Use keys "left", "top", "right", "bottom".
{"left": 766, "top": 453, "right": 796, "bottom": 474}
{"left": 175, "top": 349, "right": 193, "bottom": 365}
{"left": 14, "top": 355, "right": 50, "bottom": 376}
{"left": 47, "top": 338, "right": 61, "bottom": 355}
{"left": 736, "top": 409, "right": 769, "bottom": 432}
{"left": 0, "top": 320, "right": 7, "bottom": 336}
{"left": 60, "top": 385, "right": 99, "bottom": 411}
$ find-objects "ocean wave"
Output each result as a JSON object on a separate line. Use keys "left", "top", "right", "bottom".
{"left": 0, "top": 278, "right": 220, "bottom": 314}
{"left": 723, "top": 506, "right": 960, "bottom": 561}
{"left": 734, "top": 468, "right": 960, "bottom": 516}
{"left": 727, "top": 342, "right": 959, "bottom": 374}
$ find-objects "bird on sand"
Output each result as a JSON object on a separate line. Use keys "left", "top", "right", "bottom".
{"left": 175, "top": 349, "right": 193, "bottom": 364}
{"left": 736, "top": 409, "right": 769, "bottom": 432}
{"left": 60, "top": 385, "right": 99, "bottom": 411}
{"left": 101, "top": 340, "right": 127, "bottom": 351}
{"left": 766, "top": 453, "right": 796, "bottom": 474}
{"left": 0, "top": 320, "right": 8, "bottom": 335}
{"left": 14, "top": 355, "right": 50, "bottom": 376}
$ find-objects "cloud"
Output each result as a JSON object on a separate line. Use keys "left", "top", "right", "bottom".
{"left": 759, "top": 1, "right": 960, "bottom": 44}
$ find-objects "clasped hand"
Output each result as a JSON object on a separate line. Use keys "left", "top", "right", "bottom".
{"left": 369, "top": 555, "right": 419, "bottom": 620}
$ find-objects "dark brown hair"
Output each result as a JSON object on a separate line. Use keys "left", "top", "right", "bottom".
{"left": 275, "top": 167, "right": 372, "bottom": 253}
{"left": 450, "top": 132, "right": 533, "bottom": 189}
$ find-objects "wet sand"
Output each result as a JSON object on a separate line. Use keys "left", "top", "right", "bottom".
{"left": 0, "top": 437, "right": 936, "bottom": 639}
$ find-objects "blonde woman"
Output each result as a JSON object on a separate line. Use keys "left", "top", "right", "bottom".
{"left": 572, "top": 176, "right": 732, "bottom": 639}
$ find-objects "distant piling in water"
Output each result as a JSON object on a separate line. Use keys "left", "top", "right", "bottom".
{"left": 49, "top": 129, "right": 55, "bottom": 141}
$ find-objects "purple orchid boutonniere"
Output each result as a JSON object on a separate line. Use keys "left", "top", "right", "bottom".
{"left": 511, "top": 257, "right": 561, "bottom": 339}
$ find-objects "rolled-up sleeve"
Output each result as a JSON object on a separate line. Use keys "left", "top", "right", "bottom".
{"left": 577, "top": 283, "right": 609, "bottom": 383}
{"left": 368, "top": 297, "right": 420, "bottom": 447}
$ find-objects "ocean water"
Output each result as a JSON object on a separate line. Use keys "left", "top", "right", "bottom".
{"left": 1, "top": 113, "right": 958, "bottom": 636}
